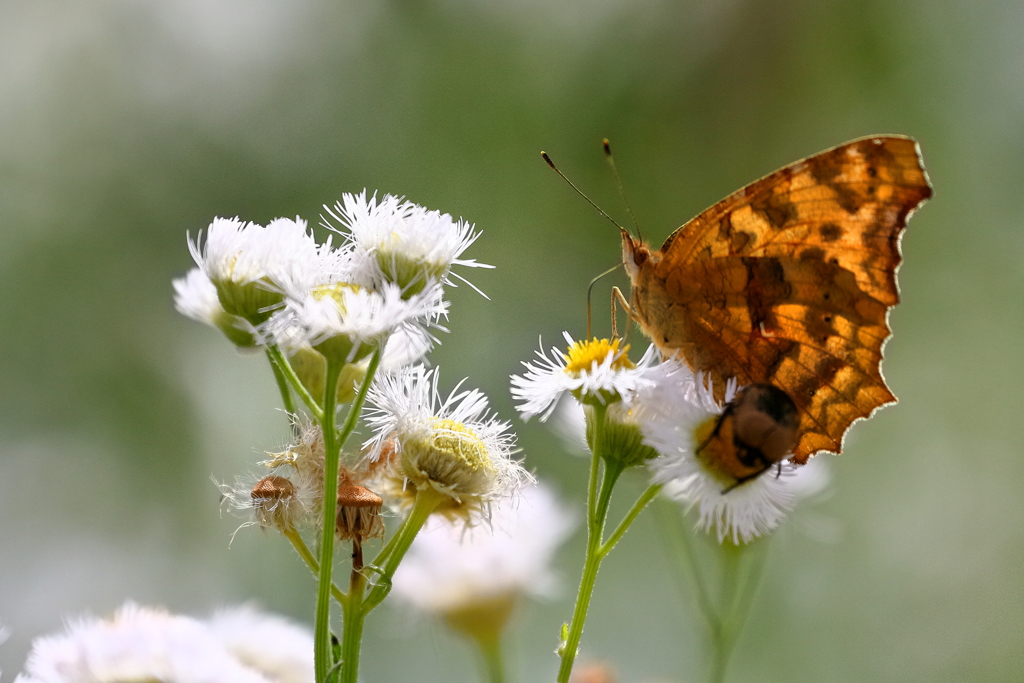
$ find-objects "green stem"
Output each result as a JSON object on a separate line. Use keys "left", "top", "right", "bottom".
{"left": 339, "top": 554, "right": 368, "bottom": 683}
{"left": 476, "top": 634, "right": 506, "bottom": 683}
{"left": 313, "top": 348, "right": 382, "bottom": 683}
{"left": 586, "top": 406, "right": 603, "bottom": 520}
{"left": 654, "top": 498, "right": 719, "bottom": 633}
{"left": 282, "top": 526, "right": 347, "bottom": 607}
{"left": 314, "top": 357, "right": 344, "bottom": 683}
{"left": 266, "top": 345, "right": 324, "bottom": 422}
{"left": 363, "top": 486, "right": 446, "bottom": 613}
{"left": 556, "top": 444, "right": 625, "bottom": 683}
{"left": 266, "top": 348, "right": 298, "bottom": 419}
{"left": 710, "top": 540, "right": 769, "bottom": 683}
{"left": 600, "top": 483, "right": 661, "bottom": 557}
{"left": 335, "top": 487, "right": 445, "bottom": 683}
{"left": 334, "top": 348, "right": 381, "bottom": 457}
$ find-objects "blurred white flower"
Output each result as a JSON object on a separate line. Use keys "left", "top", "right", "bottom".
{"left": 510, "top": 334, "right": 659, "bottom": 421}
{"left": 364, "top": 365, "right": 529, "bottom": 524}
{"left": 392, "top": 482, "right": 576, "bottom": 632}
{"left": 14, "top": 602, "right": 312, "bottom": 683}
{"left": 323, "top": 191, "right": 492, "bottom": 297}
{"left": 206, "top": 605, "right": 315, "bottom": 683}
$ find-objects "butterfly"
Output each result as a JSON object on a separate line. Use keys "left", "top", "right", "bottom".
{"left": 620, "top": 135, "right": 932, "bottom": 474}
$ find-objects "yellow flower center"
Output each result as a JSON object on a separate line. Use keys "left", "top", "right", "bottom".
{"left": 563, "top": 338, "right": 633, "bottom": 376}
{"left": 425, "top": 418, "right": 494, "bottom": 475}
{"left": 311, "top": 282, "right": 362, "bottom": 308}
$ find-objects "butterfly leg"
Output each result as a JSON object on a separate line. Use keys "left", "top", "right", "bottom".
{"left": 610, "top": 286, "right": 635, "bottom": 341}
{"left": 720, "top": 464, "right": 774, "bottom": 494}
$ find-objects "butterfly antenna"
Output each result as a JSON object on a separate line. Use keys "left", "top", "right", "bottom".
{"left": 586, "top": 263, "right": 623, "bottom": 339}
{"left": 602, "top": 138, "right": 641, "bottom": 241}
{"left": 541, "top": 151, "right": 625, "bottom": 231}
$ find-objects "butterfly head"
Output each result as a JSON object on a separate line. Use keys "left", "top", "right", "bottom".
{"left": 620, "top": 228, "right": 650, "bottom": 284}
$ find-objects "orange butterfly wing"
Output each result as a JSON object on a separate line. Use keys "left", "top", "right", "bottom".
{"left": 626, "top": 135, "right": 932, "bottom": 462}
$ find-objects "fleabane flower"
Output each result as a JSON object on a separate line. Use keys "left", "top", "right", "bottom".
{"left": 262, "top": 280, "right": 447, "bottom": 366}
{"left": 364, "top": 365, "right": 528, "bottom": 524}
{"left": 188, "top": 216, "right": 319, "bottom": 325}
{"left": 173, "top": 267, "right": 259, "bottom": 347}
{"left": 323, "top": 191, "right": 492, "bottom": 298}
{"left": 392, "top": 482, "right": 576, "bottom": 640}
{"left": 634, "top": 359, "right": 798, "bottom": 544}
{"left": 510, "top": 333, "right": 660, "bottom": 421}
{"left": 15, "top": 603, "right": 312, "bottom": 683}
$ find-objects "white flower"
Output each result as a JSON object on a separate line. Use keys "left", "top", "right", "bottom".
{"left": 187, "top": 216, "right": 320, "bottom": 324}
{"left": 364, "top": 365, "right": 529, "bottom": 523}
{"left": 261, "top": 280, "right": 448, "bottom": 364}
{"left": 189, "top": 217, "right": 319, "bottom": 290}
{"left": 322, "top": 191, "right": 492, "bottom": 297}
{"left": 392, "top": 481, "right": 576, "bottom": 618}
{"left": 173, "top": 268, "right": 259, "bottom": 347}
{"left": 172, "top": 267, "right": 222, "bottom": 325}
{"left": 634, "top": 360, "right": 801, "bottom": 544}
{"left": 510, "top": 333, "right": 659, "bottom": 421}
{"left": 14, "top": 603, "right": 312, "bottom": 683}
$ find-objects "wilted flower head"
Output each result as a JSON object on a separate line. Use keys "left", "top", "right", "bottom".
{"left": 392, "top": 482, "right": 575, "bottom": 638}
{"left": 364, "top": 365, "right": 528, "bottom": 524}
{"left": 218, "top": 421, "right": 326, "bottom": 534}
{"left": 323, "top": 191, "right": 492, "bottom": 298}
{"left": 217, "top": 470, "right": 318, "bottom": 535}
{"left": 336, "top": 472, "right": 385, "bottom": 543}
{"left": 15, "top": 603, "right": 312, "bottom": 683}
{"left": 511, "top": 334, "right": 660, "bottom": 421}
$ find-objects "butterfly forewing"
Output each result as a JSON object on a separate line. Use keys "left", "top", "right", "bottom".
{"left": 631, "top": 135, "right": 932, "bottom": 462}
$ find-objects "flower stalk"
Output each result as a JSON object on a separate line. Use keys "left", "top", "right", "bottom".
{"left": 266, "top": 344, "right": 325, "bottom": 423}
{"left": 556, "top": 404, "right": 660, "bottom": 683}
{"left": 338, "top": 485, "right": 446, "bottom": 683}
{"left": 656, "top": 497, "right": 769, "bottom": 683}
{"left": 313, "top": 348, "right": 381, "bottom": 683}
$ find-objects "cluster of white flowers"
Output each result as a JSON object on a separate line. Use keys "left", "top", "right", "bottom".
{"left": 176, "top": 192, "right": 532, "bottom": 534}
{"left": 15, "top": 603, "right": 312, "bottom": 683}
{"left": 173, "top": 192, "right": 485, "bottom": 367}
{"left": 511, "top": 334, "right": 823, "bottom": 544}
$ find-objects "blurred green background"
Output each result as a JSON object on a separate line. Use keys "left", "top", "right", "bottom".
{"left": 1, "top": 0, "right": 1021, "bottom": 681}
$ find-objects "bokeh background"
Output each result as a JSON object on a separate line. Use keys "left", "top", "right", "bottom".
{"left": 1, "top": 0, "right": 1022, "bottom": 681}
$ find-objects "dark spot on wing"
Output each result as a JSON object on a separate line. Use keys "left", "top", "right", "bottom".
{"left": 819, "top": 223, "right": 843, "bottom": 243}
{"left": 800, "top": 247, "right": 826, "bottom": 262}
